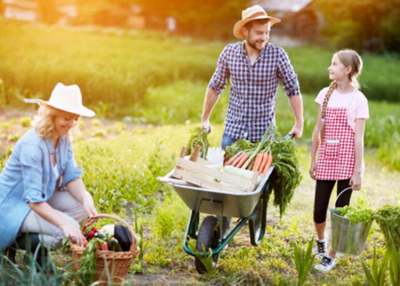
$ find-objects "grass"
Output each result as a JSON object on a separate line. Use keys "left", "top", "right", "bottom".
{"left": 0, "top": 22, "right": 220, "bottom": 116}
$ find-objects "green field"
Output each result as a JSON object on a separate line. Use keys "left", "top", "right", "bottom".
{"left": 1, "top": 21, "right": 400, "bottom": 116}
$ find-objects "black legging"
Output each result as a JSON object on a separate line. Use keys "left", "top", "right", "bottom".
{"left": 313, "top": 179, "right": 352, "bottom": 224}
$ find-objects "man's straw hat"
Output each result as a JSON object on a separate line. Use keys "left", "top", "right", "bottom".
{"left": 37, "top": 83, "right": 95, "bottom": 117}
{"left": 233, "top": 5, "right": 281, "bottom": 39}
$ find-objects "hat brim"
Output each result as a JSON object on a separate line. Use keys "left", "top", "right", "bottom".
{"left": 37, "top": 99, "right": 95, "bottom": 117}
{"left": 233, "top": 16, "right": 281, "bottom": 39}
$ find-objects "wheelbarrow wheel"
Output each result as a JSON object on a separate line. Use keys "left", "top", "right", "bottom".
{"left": 195, "top": 216, "right": 220, "bottom": 274}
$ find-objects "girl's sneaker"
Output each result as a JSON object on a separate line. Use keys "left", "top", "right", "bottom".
{"left": 315, "top": 232, "right": 329, "bottom": 259}
{"left": 314, "top": 255, "right": 336, "bottom": 272}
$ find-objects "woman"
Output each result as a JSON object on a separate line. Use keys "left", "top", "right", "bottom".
{"left": 0, "top": 82, "right": 98, "bottom": 266}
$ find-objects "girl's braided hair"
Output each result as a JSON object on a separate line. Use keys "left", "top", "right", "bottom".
{"left": 320, "top": 49, "right": 363, "bottom": 139}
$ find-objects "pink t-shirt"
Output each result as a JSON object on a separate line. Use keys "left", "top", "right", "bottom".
{"left": 315, "top": 87, "right": 369, "bottom": 132}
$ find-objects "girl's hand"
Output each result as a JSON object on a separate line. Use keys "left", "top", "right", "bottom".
{"left": 350, "top": 174, "right": 362, "bottom": 191}
{"left": 309, "top": 160, "right": 317, "bottom": 180}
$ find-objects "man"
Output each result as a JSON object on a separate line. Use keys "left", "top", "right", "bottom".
{"left": 200, "top": 5, "right": 303, "bottom": 238}
{"left": 201, "top": 4, "right": 303, "bottom": 143}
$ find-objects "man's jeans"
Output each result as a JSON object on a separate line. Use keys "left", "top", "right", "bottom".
{"left": 219, "top": 133, "right": 237, "bottom": 238}
{"left": 221, "top": 133, "right": 237, "bottom": 150}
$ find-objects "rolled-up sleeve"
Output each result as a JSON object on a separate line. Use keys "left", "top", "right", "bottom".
{"left": 208, "top": 46, "right": 229, "bottom": 95}
{"left": 20, "top": 143, "right": 47, "bottom": 203}
{"left": 277, "top": 47, "right": 300, "bottom": 97}
{"left": 62, "top": 142, "right": 82, "bottom": 186}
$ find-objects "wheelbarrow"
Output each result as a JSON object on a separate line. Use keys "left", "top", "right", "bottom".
{"left": 157, "top": 165, "right": 274, "bottom": 274}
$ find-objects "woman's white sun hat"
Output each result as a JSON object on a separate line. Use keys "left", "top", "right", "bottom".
{"left": 37, "top": 83, "right": 95, "bottom": 117}
{"left": 233, "top": 5, "right": 281, "bottom": 39}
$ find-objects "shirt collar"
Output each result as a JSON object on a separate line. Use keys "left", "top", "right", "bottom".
{"left": 45, "top": 138, "right": 55, "bottom": 154}
{"left": 239, "top": 41, "right": 270, "bottom": 58}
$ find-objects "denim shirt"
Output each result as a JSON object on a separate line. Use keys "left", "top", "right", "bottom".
{"left": 0, "top": 129, "right": 82, "bottom": 250}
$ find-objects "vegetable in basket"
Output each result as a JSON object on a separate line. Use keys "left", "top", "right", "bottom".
{"left": 333, "top": 205, "right": 375, "bottom": 224}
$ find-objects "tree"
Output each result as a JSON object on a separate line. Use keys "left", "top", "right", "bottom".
{"left": 314, "top": 0, "right": 400, "bottom": 53}
{"left": 135, "top": 0, "right": 250, "bottom": 39}
{"left": 37, "top": 0, "right": 60, "bottom": 24}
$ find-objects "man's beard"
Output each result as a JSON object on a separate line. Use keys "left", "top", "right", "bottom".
{"left": 247, "top": 39, "right": 266, "bottom": 51}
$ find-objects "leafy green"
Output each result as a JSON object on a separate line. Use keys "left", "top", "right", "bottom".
{"left": 373, "top": 205, "right": 400, "bottom": 251}
{"left": 224, "top": 140, "right": 256, "bottom": 159}
{"left": 269, "top": 133, "right": 302, "bottom": 218}
{"left": 76, "top": 239, "right": 98, "bottom": 286}
{"left": 340, "top": 204, "right": 375, "bottom": 224}
{"left": 185, "top": 127, "right": 209, "bottom": 159}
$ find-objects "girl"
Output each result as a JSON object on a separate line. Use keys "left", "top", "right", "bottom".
{"left": 0, "top": 83, "right": 98, "bottom": 268}
{"left": 309, "top": 50, "right": 369, "bottom": 272}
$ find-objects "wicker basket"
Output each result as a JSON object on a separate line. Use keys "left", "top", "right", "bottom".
{"left": 71, "top": 214, "right": 139, "bottom": 286}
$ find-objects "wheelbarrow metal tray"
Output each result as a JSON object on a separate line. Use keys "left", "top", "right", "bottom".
{"left": 162, "top": 167, "right": 274, "bottom": 218}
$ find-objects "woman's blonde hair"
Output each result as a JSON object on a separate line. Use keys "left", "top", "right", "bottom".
{"left": 320, "top": 49, "right": 363, "bottom": 139}
{"left": 32, "top": 105, "right": 80, "bottom": 140}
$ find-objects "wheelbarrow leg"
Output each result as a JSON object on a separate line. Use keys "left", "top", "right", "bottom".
{"left": 250, "top": 179, "right": 271, "bottom": 246}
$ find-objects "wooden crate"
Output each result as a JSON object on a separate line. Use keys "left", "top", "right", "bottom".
{"left": 170, "top": 146, "right": 259, "bottom": 193}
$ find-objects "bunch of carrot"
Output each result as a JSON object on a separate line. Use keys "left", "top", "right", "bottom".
{"left": 224, "top": 125, "right": 276, "bottom": 175}
{"left": 252, "top": 152, "right": 273, "bottom": 175}
{"left": 224, "top": 151, "right": 249, "bottom": 168}
{"left": 224, "top": 151, "right": 273, "bottom": 175}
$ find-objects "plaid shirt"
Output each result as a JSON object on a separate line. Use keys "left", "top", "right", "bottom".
{"left": 209, "top": 42, "right": 300, "bottom": 142}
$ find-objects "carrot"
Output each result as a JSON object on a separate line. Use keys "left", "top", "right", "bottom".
{"left": 232, "top": 152, "right": 245, "bottom": 167}
{"left": 257, "top": 153, "right": 268, "bottom": 172}
{"left": 232, "top": 152, "right": 246, "bottom": 167}
{"left": 252, "top": 153, "right": 263, "bottom": 172}
{"left": 236, "top": 153, "right": 249, "bottom": 168}
{"left": 226, "top": 151, "right": 242, "bottom": 166}
{"left": 101, "top": 241, "right": 108, "bottom": 251}
{"left": 261, "top": 154, "right": 273, "bottom": 174}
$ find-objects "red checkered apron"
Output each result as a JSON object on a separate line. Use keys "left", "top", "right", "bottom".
{"left": 316, "top": 106, "right": 355, "bottom": 180}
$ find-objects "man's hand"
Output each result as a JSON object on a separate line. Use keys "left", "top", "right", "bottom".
{"left": 288, "top": 95, "right": 303, "bottom": 139}
{"left": 201, "top": 120, "right": 212, "bottom": 134}
{"left": 289, "top": 122, "right": 303, "bottom": 139}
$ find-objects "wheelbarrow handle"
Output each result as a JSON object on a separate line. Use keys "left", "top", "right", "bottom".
{"left": 282, "top": 133, "right": 295, "bottom": 141}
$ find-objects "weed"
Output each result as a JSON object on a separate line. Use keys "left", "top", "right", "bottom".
{"left": 360, "top": 245, "right": 389, "bottom": 286}
{"left": 19, "top": 116, "right": 32, "bottom": 128}
{"left": 291, "top": 238, "right": 315, "bottom": 286}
